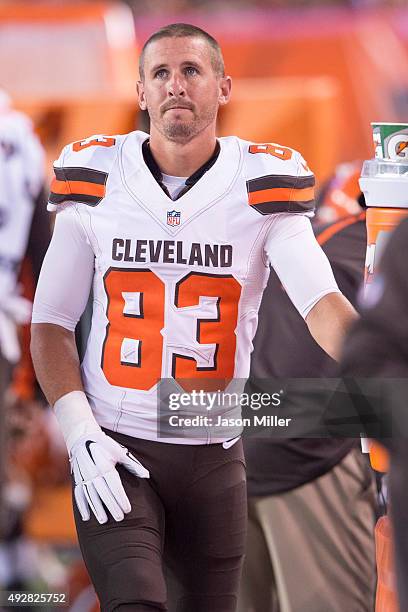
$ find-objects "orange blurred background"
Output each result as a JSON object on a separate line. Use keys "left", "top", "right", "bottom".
{"left": 1, "top": 2, "right": 407, "bottom": 607}
{"left": 2, "top": 1, "right": 408, "bottom": 184}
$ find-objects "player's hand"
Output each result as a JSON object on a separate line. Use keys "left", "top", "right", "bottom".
{"left": 70, "top": 430, "right": 149, "bottom": 524}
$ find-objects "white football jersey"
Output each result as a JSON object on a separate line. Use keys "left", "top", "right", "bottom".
{"left": 0, "top": 102, "right": 44, "bottom": 298}
{"left": 33, "top": 131, "right": 339, "bottom": 442}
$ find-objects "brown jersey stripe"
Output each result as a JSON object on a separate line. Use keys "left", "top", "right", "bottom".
{"left": 48, "top": 192, "right": 103, "bottom": 206}
{"left": 54, "top": 166, "right": 107, "bottom": 185}
{"left": 250, "top": 200, "right": 315, "bottom": 215}
{"left": 50, "top": 177, "right": 105, "bottom": 198}
{"left": 249, "top": 186, "right": 314, "bottom": 206}
{"left": 247, "top": 174, "right": 315, "bottom": 193}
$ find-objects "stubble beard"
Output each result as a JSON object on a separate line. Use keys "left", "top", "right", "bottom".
{"left": 163, "top": 119, "right": 196, "bottom": 141}
{"left": 149, "top": 104, "right": 218, "bottom": 143}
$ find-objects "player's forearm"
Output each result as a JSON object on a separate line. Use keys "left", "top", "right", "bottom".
{"left": 30, "top": 322, "right": 84, "bottom": 406}
{"left": 306, "top": 292, "right": 358, "bottom": 361}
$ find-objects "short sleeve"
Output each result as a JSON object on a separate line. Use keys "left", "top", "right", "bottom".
{"left": 48, "top": 140, "right": 111, "bottom": 211}
{"left": 245, "top": 144, "right": 315, "bottom": 216}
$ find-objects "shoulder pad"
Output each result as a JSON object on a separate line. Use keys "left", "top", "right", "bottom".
{"left": 48, "top": 134, "right": 124, "bottom": 210}
{"left": 243, "top": 141, "right": 315, "bottom": 215}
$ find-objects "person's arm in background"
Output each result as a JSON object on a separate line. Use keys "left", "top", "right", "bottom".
{"left": 26, "top": 186, "right": 52, "bottom": 283}
{"left": 11, "top": 186, "right": 52, "bottom": 401}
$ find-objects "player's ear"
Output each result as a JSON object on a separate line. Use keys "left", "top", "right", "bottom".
{"left": 218, "top": 76, "right": 232, "bottom": 107}
{"left": 137, "top": 80, "right": 147, "bottom": 111}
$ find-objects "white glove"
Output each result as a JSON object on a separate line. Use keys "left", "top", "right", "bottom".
{"left": 54, "top": 391, "right": 149, "bottom": 524}
{"left": 70, "top": 430, "right": 149, "bottom": 524}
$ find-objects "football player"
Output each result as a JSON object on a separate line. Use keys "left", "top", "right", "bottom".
{"left": 31, "top": 23, "right": 357, "bottom": 612}
{"left": 0, "top": 91, "right": 44, "bottom": 363}
{"left": 0, "top": 91, "right": 48, "bottom": 565}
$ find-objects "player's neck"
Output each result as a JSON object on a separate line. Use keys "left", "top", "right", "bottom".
{"left": 149, "top": 127, "right": 218, "bottom": 177}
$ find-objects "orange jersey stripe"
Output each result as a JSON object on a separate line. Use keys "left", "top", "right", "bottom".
{"left": 50, "top": 178, "right": 70, "bottom": 194}
{"left": 248, "top": 186, "right": 314, "bottom": 206}
{"left": 51, "top": 178, "right": 105, "bottom": 198}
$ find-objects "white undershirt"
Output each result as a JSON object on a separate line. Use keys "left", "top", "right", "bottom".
{"left": 161, "top": 173, "right": 187, "bottom": 200}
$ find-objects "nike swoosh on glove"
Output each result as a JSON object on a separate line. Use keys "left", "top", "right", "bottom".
{"left": 70, "top": 430, "right": 149, "bottom": 524}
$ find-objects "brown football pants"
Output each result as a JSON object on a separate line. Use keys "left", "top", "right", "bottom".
{"left": 73, "top": 431, "right": 247, "bottom": 612}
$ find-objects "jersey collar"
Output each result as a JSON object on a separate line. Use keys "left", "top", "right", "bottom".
{"left": 119, "top": 130, "right": 242, "bottom": 235}
{"left": 141, "top": 138, "right": 221, "bottom": 200}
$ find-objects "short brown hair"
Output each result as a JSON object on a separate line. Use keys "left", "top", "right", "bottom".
{"left": 139, "top": 23, "right": 225, "bottom": 80}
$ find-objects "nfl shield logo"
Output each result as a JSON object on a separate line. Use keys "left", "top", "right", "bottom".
{"left": 167, "top": 210, "right": 181, "bottom": 226}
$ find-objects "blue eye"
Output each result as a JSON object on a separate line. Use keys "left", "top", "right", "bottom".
{"left": 155, "top": 69, "right": 168, "bottom": 79}
{"left": 185, "top": 66, "right": 198, "bottom": 76}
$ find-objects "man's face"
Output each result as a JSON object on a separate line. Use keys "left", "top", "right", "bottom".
{"left": 137, "top": 36, "right": 231, "bottom": 143}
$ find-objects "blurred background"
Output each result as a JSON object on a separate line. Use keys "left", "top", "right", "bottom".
{"left": 3, "top": 0, "right": 408, "bottom": 183}
{"left": 0, "top": 0, "right": 408, "bottom": 610}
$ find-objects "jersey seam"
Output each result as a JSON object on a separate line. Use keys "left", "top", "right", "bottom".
{"left": 261, "top": 216, "right": 277, "bottom": 267}
{"left": 99, "top": 134, "right": 123, "bottom": 208}
{"left": 238, "top": 307, "right": 258, "bottom": 324}
{"left": 119, "top": 135, "right": 173, "bottom": 232}
{"left": 72, "top": 136, "right": 124, "bottom": 254}
{"left": 239, "top": 216, "right": 273, "bottom": 305}
{"left": 73, "top": 205, "right": 92, "bottom": 247}
{"left": 113, "top": 390, "right": 127, "bottom": 432}
{"left": 60, "top": 147, "right": 72, "bottom": 197}
{"left": 263, "top": 218, "right": 277, "bottom": 268}
{"left": 88, "top": 210, "right": 102, "bottom": 258}
{"left": 289, "top": 153, "right": 302, "bottom": 211}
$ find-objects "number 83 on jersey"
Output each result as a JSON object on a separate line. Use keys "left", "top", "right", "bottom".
{"left": 101, "top": 267, "right": 242, "bottom": 391}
